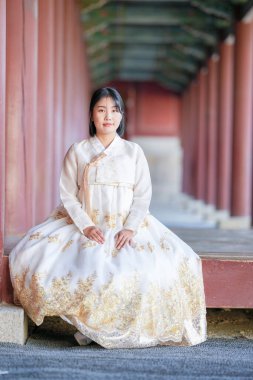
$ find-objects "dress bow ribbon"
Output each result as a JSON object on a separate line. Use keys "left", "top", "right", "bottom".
{"left": 83, "top": 152, "right": 107, "bottom": 218}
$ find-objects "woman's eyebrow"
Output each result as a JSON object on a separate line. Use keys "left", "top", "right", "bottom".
{"left": 97, "top": 105, "right": 118, "bottom": 108}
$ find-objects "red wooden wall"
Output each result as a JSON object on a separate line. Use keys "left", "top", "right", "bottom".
{"left": 108, "top": 81, "right": 181, "bottom": 138}
{"left": 0, "top": 0, "right": 91, "bottom": 302}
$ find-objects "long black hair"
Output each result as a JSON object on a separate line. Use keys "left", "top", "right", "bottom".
{"left": 89, "top": 87, "right": 125, "bottom": 137}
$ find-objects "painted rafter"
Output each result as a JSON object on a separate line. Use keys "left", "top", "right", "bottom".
{"left": 79, "top": 0, "right": 253, "bottom": 92}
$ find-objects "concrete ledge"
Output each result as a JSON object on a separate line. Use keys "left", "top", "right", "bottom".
{"left": 219, "top": 216, "right": 252, "bottom": 229}
{"left": 0, "top": 303, "right": 28, "bottom": 344}
{"left": 205, "top": 209, "right": 230, "bottom": 222}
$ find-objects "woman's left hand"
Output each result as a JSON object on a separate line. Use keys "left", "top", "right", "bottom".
{"left": 114, "top": 229, "right": 134, "bottom": 250}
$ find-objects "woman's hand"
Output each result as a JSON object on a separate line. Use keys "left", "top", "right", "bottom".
{"left": 83, "top": 226, "right": 105, "bottom": 244}
{"left": 114, "top": 229, "right": 134, "bottom": 250}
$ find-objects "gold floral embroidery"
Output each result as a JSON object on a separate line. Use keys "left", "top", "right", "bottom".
{"left": 62, "top": 240, "right": 73, "bottom": 252}
{"left": 12, "top": 263, "right": 206, "bottom": 348}
{"left": 147, "top": 242, "right": 155, "bottom": 253}
{"left": 51, "top": 208, "right": 73, "bottom": 225}
{"left": 91, "top": 209, "right": 100, "bottom": 224}
{"left": 111, "top": 248, "right": 120, "bottom": 257}
{"left": 48, "top": 234, "right": 60, "bottom": 243}
{"left": 135, "top": 243, "right": 145, "bottom": 252}
{"left": 65, "top": 216, "right": 74, "bottom": 225}
{"left": 81, "top": 240, "right": 97, "bottom": 249}
{"left": 140, "top": 218, "right": 150, "bottom": 229}
{"left": 160, "top": 236, "right": 171, "bottom": 252}
{"left": 104, "top": 214, "right": 116, "bottom": 228}
{"left": 29, "top": 232, "right": 43, "bottom": 240}
{"left": 51, "top": 208, "right": 66, "bottom": 219}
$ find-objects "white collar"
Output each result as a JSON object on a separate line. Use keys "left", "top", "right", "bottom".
{"left": 89, "top": 133, "right": 121, "bottom": 156}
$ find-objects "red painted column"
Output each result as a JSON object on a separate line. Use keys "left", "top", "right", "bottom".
{"left": 63, "top": 0, "right": 76, "bottom": 152}
{"left": 23, "top": 0, "right": 38, "bottom": 227}
{"left": 53, "top": 0, "right": 65, "bottom": 206}
{"left": 181, "top": 88, "right": 191, "bottom": 194}
{"left": 36, "top": 0, "right": 55, "bottom": 219}
{"left": 206, "top": 54, "right": 219, "bottom": 206}
{"left": 189, "top": 81, "right": 198, "bottom": 198}
{"left": 196, "top": 68, "right": 208, "bottom": 201}
{"left": 0, "top": 0, "right": 6, "bottom": 302}
{"left": 125, "top": 83, "right": 137, "bottom": 140}
{"left": 231, "top": 19, "right": 253, "bottom": 218}
{"left": 5, "top": 0, "right": 27, "bottom": 236}
{"left": 217, "top": 36, "right": 234, "bottom": 212}
{"left": 181, "top": 91, "right": 187, "bottom": 193}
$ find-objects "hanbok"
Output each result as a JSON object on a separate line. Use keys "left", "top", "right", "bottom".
{"left": 9, "top": 133, "right": 207, "bottom": 349}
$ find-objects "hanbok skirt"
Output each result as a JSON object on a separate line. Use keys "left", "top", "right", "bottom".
{"left": 9, "top": 205, "right": 207, "bottom": 349}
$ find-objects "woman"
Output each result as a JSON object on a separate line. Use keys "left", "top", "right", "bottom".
{"left": 9, "top": 87, "right": 207, "bottom": 349}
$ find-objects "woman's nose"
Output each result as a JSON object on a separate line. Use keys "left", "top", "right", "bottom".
{"left": 105, "top": 110, "right": 112, "bottom": 119}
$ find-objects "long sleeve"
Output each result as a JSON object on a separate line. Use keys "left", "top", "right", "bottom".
{"left": 123, "top": 146, "right": 152, "bottom": 233}
{"left": 59, "top": 143, "right": 95, "bottom": 234}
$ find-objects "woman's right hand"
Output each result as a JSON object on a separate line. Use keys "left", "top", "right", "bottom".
{"left": 83, "top": 226, "right": 105, "bottom": 244}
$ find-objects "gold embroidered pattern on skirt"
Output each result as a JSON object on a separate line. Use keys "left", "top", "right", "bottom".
{"left": 135, "top": 243, "right": 145, "bottom": 251}
{"left": 81, "top": 240, "right": 97, "bottom": 249}
{"left": 147, "top": 242, "right": 155, "bottom": 253}
{"left": 29, "top": 232, "right": 43, "bottom": 240}
{"left": 50, "top": 208, "right": 73, "bottom": 225}
{"left": 48, "top": 234, "right": 60, "bottom": 243}
{"left": 62, "top": 240, "right": 74, "bottom": 252}
{"left": 12, "top": 265, "right": 206, "bottom": 347}
{"left": 91, "top": 209, "right": 100, "bottom": 225}
{"left": 104, "top": 214, "right": 116, "bottom": 228}
{"left": 178, "top": 258, "right": 206, "bottom": 318}
{"left": 140, "top": 218, "right": 150, "bottom": 229}
{"left": 160, "top": 236, "right": 171, "bottom": 252}
{"left": 111, "top": 248, "right": 120, "bottom": 257}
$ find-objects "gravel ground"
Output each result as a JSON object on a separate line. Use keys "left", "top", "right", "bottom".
{"left": 0, "top": 308, "right": 252, "bottom": 380}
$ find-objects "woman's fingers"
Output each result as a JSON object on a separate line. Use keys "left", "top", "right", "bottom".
{"left": 85, "top": 227, "right": 134, "bottom": 248}
{"left": 92, "top": 229, "right": 105, "bottom": 244}
{"left": 83, "top": 226, "right": 105, "bottom": 244}
{"left": 96, "top": 229, "right": 105, "bottom": 241}
{"left": 115, "top": 230, "right": 133, "bottom": 249}
{"left": 91, "top": 232, "right": 103, "bottom": 244}
{"left": 115, "top": 235, "right": 125, "bottom": 249}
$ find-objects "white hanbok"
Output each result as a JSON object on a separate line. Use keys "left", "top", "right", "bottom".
{"left": 9, "top": 133, "right": 207, "bottom": 349}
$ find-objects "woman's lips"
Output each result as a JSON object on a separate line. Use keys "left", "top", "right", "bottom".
{"left": 103, "top": 123, "right": 113, "bottom": 126}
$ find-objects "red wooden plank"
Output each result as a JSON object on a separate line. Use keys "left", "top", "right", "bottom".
{"left": 203, "top": 259, "right": 253, "bottom": 308}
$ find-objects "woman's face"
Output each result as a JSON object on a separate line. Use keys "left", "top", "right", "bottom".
{"left": 92, "top": 96, "right": 122, "bottom": 137}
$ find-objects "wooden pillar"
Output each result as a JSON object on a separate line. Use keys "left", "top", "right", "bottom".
{"left": 5, "top": 0, "right": 27, "bottom": 236}
{"left": 182, "top": 88, "right": 191, "bottom": 194}
{"left": 36, "top": 0, "right": 55, "bottom": 218}
{"left": 181, "top": 91, "right": 187, "bottom": 194}
{"left": 53, "top": 0, "right": 65, "bottom": 206}
{"left": 196, "top": 68, "right": 208, "bottom": 202}
{"left": 0, "top": 0, "right": 6, "bottom": 302}
{"left": 231, "top": 19, "right": 253, "bottom": 220}
{"left": 189, "top": 81, "right": 198, "bottom": 198}
{"left": 63, "top": 0, "right": 76, "bottom": 152}
{"left": 125, "top": 83, "right": 137, "bottom": 140}
{"left": 206, "top": 54, "right": 219, "bottom": 206}
{"left": 23, "top": 0, "right": 38, "bottom": 227}
{"left": 181, "top": 81, "right": 198, "bottom": 197}
{"left": 217, "top": 36, "right": 234, "bottom": 212}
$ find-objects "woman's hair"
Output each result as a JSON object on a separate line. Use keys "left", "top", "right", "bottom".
{"left": 89, "top": 87, "right": 125, "bottom": 137}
